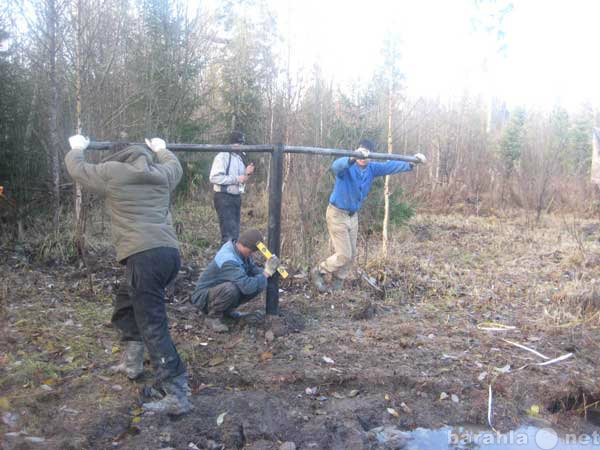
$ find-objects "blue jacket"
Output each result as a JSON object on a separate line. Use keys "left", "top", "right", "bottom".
{"left": 191, "top": 241, "right": 266, "bottom": 308}
{"left": 328, "top": 157, "right": 413, "bottom": 213}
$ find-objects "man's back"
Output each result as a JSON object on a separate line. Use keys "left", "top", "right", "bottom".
{"left": 65, "top": 145, "right": 182, "bottom": 261}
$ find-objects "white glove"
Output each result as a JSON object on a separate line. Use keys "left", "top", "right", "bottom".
{"left": 264, "top": 255, "right": 281, "bottom": 277}
{"left": 144, "top": 138, "right": 167, "bottom": 152}
{"left": 355, "top": 148, "right": 370, "bottom": 159}
{"left": 69, "top": 135, "right": 90, "bottom": 151}
{"left": 414, "top": 153, "right": 427, "bottom": 164}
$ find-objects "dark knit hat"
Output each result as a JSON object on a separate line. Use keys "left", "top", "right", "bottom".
{"left": 230, "top": 131, "right": 245, "bottom": 145}
{"left": 358, "top": 139, "right": 376, "bottom": 152}
{"left": 238, "top": 229, "right": 263, "bottom": 251}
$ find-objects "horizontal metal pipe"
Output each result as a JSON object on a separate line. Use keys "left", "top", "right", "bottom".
{"left": 87, "top": 142, "right": 275, "bottom": 153}
{"left": 284, "top": 146, "right": 419, "bottom": 163}
{"left": 86, "top": 142, "right": 419, "bottom": 163}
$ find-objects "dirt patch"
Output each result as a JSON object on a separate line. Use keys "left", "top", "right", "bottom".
{"left": 2, "top": 214, "right": 600, "bottom": 449}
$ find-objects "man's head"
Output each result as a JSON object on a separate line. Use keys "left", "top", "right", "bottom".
{"left": 230, "top": 131, "right": 246, "bottom": 145}
{"left": 356, "top": 139, "right": 375, "bottom": 167}
{"left": 236, "top": 228, "right": 263, "bottom": 257}
{"left": 102, "top": 144, "right": 155, "bottom": 164}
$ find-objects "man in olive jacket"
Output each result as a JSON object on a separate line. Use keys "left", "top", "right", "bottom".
{"left": 65, "top": 135, "right": 192, "bottom": 416}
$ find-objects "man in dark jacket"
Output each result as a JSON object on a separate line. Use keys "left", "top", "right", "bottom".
{"left": 65, "top": 135, "right": 192, "bottom": 416}
{"left": 191, "top": 229, "right": 280, "bottom": 332}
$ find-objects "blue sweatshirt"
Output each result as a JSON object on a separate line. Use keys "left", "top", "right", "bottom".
{"left": 191, "top": 241, "right": 266, "bottom": 308}
{"left": 328, "top": 157, "right": 413, "bottom": 213}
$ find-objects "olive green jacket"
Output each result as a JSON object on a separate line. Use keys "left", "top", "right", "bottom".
{"left": 65, "top": 146, "right": 182, "bottom": 262}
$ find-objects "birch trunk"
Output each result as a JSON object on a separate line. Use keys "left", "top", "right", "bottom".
{"left": 382, "top": 75, "right": 393, "bottom": 258}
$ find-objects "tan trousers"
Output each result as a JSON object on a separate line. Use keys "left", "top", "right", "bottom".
{"left": 319, "top": 204, "right": 358, "bottom": 280}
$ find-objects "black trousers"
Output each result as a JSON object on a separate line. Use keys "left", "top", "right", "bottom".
{"left": 111, "top": 247, "right": 186, "bottom": 382}
{"left": 214, "top": 192, "right": 241, "bottom": 244}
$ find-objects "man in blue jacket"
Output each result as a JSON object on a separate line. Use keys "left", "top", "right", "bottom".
{"left": 311, "top": 139, "right": 426, "bottom": 293}
{"left": 191, "top": 229, "right": 280, "bottom": 332}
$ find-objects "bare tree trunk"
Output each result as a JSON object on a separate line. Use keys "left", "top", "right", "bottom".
{"left": 48, "top": 0, "right": 61, "bottom": 233}
{"left": 382, "top": 75, "right": 393, "bottom": 258}
{"left": 74, "top": 0, "right": 83, "bottom": 227}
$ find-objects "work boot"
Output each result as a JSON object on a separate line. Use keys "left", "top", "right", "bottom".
{"left": 225, "top": 310, "right": 265, "bottom": 326}
{"left": 310, "top": 266, "right": 328, "bottom": 293}
{"left": 142, "top": 373, "right": 194, "bottom": 416}
{"left": 331, "top": 277, "right": 344, "bottom": 292}
{"left": 110, "top": 341, "right": 144, "bottom": 380}
{"left": 205, "top": 316, "right": 229, "bottom": 333}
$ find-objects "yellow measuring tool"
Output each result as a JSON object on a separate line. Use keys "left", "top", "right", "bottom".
{"left": 256, "top": 241, "right": 288, "bottom": 279}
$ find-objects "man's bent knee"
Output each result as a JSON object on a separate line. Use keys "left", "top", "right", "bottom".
{"left": 207, "top": 282, "right": 242, "bottom": 316}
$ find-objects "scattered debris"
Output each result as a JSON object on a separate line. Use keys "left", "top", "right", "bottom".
{"left": 216, "top": 412, "right": 227, "bottom": 426}
{"left": 322, "top": 356, "right": 334, "bottom": 364}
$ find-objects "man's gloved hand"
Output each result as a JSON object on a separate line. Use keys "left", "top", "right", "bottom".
{"left": 354, "top": 148, "right": 370, "bottom": 159}
{"left": 144, "top": 138, "right": 167, "bottom": 152}
{"left": 69, "top": 135, "right": 90, "bottom": 151}
{"left": 264, "top": 255, "right": 281, "bottom": 277}
{"left": 414, "top": 153, "right": 427, "bottom": 164}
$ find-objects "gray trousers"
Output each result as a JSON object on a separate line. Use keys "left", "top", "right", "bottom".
{"left": 203, "top": 282, "right": 261, "bottom": 317}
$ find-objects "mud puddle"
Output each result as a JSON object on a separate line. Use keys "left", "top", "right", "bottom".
{"left": 403, "top": 424, "right": 600, "bottom": 450}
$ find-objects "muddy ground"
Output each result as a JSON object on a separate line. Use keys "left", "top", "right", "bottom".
{"left": 2, "top": 213, "right": 600, "bottom": 449}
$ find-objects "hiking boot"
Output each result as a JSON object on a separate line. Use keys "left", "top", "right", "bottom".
{"left": 205, "top": 316, "right": 229, "bottom": 333}
{"left": 331, "top": 277, "right": 344, "bottom": 292}
{"left": 225, "top": 310, "right": 264, "bottom": 325}
{"left": 310, "top": 266, "right": 328, "bottom": 293}
{"left": 110, "top": 341, "right": 144, "bottom": 380}
{"left": 142, "top": 373, "right": 193, "bottom": 416}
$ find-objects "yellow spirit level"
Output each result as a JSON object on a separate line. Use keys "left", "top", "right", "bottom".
{"left": 256, "top": 241, "right": 288, "bottom": 279}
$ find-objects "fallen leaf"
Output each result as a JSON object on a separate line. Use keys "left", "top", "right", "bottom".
{"left": 131, "top": 416, "right": 141, "bottom": 424}
{"left": 384, "top": 394, "right": 390, "bottom": 401}
{"left": 478, "top": 371, "right": 488, "bottom": 381}
{"left": 112, "top": 346, "right": 120, "bottom": 354}
{"left": 208, "top": 356, "right": 225, "bottom": 367}
{"left": 0, "top": 397, "right": 10, "bottom": 410}
{"left": 131, "top": 408, "right": 143, "bottom": 416}
{"left": 400, "top": 402, "right": 412, "bottom": 413}
{"left": 260, "top": 351, "right": 273, "bottom": 362}
{"left": 387, "top": 408, "right": 400, "bottom": 417}
{"left": 439, "top": 392, "right": 449, "bottom": 401}
{"left": 451, "top": 394, "right": 459, "bottom": 403}
{"left": 529, "top": 405, "right": 540, "bottom": 416}
{"left": 216, "top": 412, "right": 227, "bottom": 426}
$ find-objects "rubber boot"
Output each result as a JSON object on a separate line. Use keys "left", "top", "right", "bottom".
{"left": 142, "top": 373, "right": 194, "bottom": 416}
{"left": 225, "top": 310, "right": 265, "bottom": 325}
{"left": 111, "top": 341, "right": 144, "bottom": 380}
{"left": 310, "top": 266, "right": 328, "bottom": 293}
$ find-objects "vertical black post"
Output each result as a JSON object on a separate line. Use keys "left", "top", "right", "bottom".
{"left": 266, "top": 143, "right": 284, "bottom": 315}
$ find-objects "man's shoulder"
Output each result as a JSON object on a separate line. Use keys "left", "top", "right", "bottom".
{"left": 214, "top": 242, "right": 242, "bottom": 268}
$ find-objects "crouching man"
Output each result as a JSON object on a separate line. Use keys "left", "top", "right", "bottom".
{"left": 191, "top": 229, "right": 280, "bottom": 332}
{"left": 65, "top": 135, "right": 192, "bottom": 416}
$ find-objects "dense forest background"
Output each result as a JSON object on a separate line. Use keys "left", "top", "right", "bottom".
{"left": 1, "top": 0, "right": 599, "bottom": 256}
